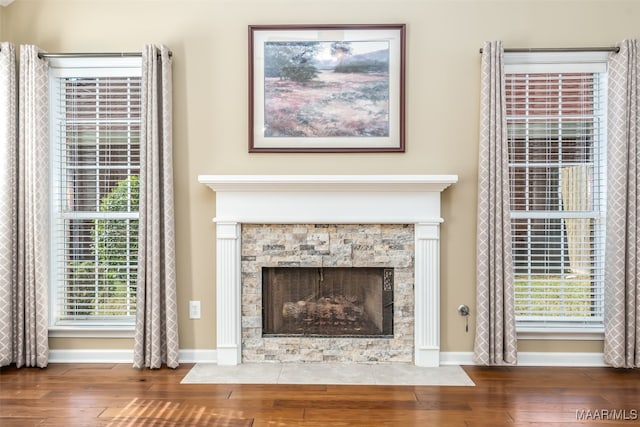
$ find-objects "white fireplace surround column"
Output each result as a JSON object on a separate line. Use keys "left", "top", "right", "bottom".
{"left": 198, "top": 175, "right": 457, "bottom": 367}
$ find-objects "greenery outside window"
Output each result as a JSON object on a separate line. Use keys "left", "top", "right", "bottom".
{"left": 49, "top": 58, "right": 142, "bottom": 329}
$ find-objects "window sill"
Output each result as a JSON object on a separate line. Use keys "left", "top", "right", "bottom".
{"left": 48, "top": 326, "right": 135, "bottom": 339}
{"left": 517, "top": 326, "right": 604, "bottom": 341}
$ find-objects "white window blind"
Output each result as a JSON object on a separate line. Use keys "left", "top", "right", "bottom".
{"left": 505, "top": 59, "right": 607, "bottom": 329}
{"left": 50, "top": 59, "right": 142, "bottom": 326}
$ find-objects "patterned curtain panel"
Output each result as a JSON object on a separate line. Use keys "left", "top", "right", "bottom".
{"left": 0, "top": 42, "right": 17, "bottom": 367}
{"left": 133, "top": 45, "right": 179, "bottom": 369}
{"left": 13, "top": 45, "right": 49, "bottom": 368}
{"left": 605, "top": 39, "right": 640, "bottom": 369}
{"left": 473, "top": 41, "right": 518, "bottom": 366}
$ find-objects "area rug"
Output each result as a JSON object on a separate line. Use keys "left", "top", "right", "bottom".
{"left": 181, "top": 363, "right": 475, "bottom": 386}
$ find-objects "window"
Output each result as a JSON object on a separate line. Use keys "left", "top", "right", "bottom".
{"left": 505, "top": 53, "right": 607, "bottom": 333}
{"left": 49, "top": 58, "right": 142, "bottom": 328}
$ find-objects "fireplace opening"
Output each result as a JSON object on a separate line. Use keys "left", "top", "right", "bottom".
{"left": 262, "top": 267, "right": 393, "bottom": 338}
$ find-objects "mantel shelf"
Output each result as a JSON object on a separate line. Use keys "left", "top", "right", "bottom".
{"left": 198, "top": 174, "right": 458, "bottom": 193}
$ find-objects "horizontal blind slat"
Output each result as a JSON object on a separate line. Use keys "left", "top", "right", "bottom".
{"left": 52, "top": 73, "right": 141, "bottom": 324}
{"left": 506, "top": 68, "right": 606, "bottom": 328}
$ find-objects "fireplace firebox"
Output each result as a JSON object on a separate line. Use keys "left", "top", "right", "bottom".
{"left": 262, "top": 267, "right": 393, "bottom": 338}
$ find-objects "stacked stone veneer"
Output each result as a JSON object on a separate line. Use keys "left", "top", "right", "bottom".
{"left": 241, "top": 224, "right": 415, "bottom": 363}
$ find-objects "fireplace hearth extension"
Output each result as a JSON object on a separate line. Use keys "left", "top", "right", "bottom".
{"left": 198, "top": 175, "right": 457, "bottom": 367}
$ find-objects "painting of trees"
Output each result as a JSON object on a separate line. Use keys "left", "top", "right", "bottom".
{"left": 250, "top": 25, "right": 405, "bottom": 151}
{"left": 264, "top": 42, "right": 321, "bottom": 82}
{"left": 262, "top": 40, "right": 390, "bottom": 138}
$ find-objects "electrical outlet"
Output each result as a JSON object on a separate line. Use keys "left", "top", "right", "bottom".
{"left": 189, "top": 300, "right": 201, "bottom": 319}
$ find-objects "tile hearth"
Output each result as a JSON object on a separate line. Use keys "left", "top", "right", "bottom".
{"left": 181, "top": 363, "right": 475, "bottom": 386}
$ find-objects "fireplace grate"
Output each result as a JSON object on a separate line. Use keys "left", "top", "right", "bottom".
{"left": 262, "top": 267, "right": 393, "bottom": 338}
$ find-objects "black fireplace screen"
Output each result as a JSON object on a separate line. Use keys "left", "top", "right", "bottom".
{"left": 262, "top": 267, "right": 393, "bottom": 338}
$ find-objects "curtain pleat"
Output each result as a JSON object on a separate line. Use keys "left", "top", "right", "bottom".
{"left": 133, "top": 44, "right": 179, "bottom": 369}
{"left": 0, "top": 42, "right": 17, "bottom": 367}
{"left": 605, "top": 39, "right": 640, "bottom": 369}
{"left": 13, "top": 45, "right": 49, "bottom": 368}
{"left": 473, "top": 40, "right": 518, "bottom": 366}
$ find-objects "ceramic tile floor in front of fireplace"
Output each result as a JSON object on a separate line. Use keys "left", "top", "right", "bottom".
{"left": 181, "top": 363, "right": 474, "bottom": 386}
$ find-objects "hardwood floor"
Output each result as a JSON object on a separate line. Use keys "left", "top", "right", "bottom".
{"left": 1, "top": 363, "right": 639, "bottom": 426}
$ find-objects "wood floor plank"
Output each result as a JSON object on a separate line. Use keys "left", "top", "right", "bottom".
{"left": 0, "top": 405, "right": 105, "bottom": 419}
{"left": 273, "top": 398, "right": 470, "bottom": 411}
{"left": 0, "top": 390, "right": 50, "bottom": 399}
{"left": 2, "top": 364, "right": 639, "bottom": 426}
{"left": 303, "top": 407, "right": 514, "bottom": 425}
{"left": 229, "top": 388, "right": 417, "bottom": 402}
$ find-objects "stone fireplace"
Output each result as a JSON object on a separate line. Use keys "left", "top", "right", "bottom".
{"left": 198, "top": 175, "right": 457, "bottom": 367}
{"left": 242, "top": 224, "right": 412, "bottom": 363}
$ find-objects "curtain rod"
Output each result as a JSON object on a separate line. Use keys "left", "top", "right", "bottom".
{"left": 37, "top": 51, "right": 172, "bottom": 59}
{"left": 479, "top": 46, "right": 619, "bottom": 54}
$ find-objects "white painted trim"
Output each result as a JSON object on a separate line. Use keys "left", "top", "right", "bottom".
{"left": 440, "top": 351, "right": 607, "bottom": 367}
{"left": 414, "top": 223, "right": 441, "bottom": 367}
{"left": 215, "top": 222, "right": 242, "bottom": 366}
{"left": 517, "top": 352, "right": 606, "bottom": 367}
{"left": 198, "top": 175, "right": 458, "bottom": 193}
{"left": 517, "top": 329, "right": 604, "bottom": 341}
{"left": 49, "top": 327, "right": 135, "bottom": 339}
{"left": 440, "top": 352, "right": 475, "bottom": 366}
{"left": 48, "top": 57, "right": 142, "bottom": 74}
{"left": 504, "top": 51, "right": 609, "bottom": 70}
{"left": 176, "top": 349, "right": 218, "bottom": 364}
{"left": 0, "top": 0, "right": 15, "bottom": 7}
{"left": 49, "top": 349, "right": 134, "bottom": 364}
{"left": 48, "top": 349, "right": 218, "bottom": 364}
{"left": 47, "top": 349, "right": 605, "bottom": 367}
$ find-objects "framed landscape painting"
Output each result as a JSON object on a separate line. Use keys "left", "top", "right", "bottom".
{"left": 249, "top": 24, "right": 406, "bottom": 152}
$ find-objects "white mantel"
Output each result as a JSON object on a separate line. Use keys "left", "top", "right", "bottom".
{"left": 198, "top": 175, "right": 457, "bottom": 366}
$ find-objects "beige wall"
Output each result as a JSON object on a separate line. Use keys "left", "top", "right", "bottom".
{"left": 4, "top": 0, "right": 638, "bottom": 356}
{"left": 0, "top": 6, "right": 5, "bottom": 37}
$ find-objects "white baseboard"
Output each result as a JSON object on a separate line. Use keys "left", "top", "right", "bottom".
{"left": 517, "top": 352, "right": 606, "bottom": 367}
{"left": 48, "top": 349, "right": 217, "bottom": 364}
{"left": 440, "top": 351, "right": 606, "bottom": 367}
{"left": 177, "top": 349, "right": 217, "bottom": 363}
{"left": 440, "top": 352, "right": 475, "bottom": 365}
{"left": 48, "top": 349, "right": 605, "bottom": 367}
{"left": 48, "top": 349, "right": 134, "bottom": 363}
